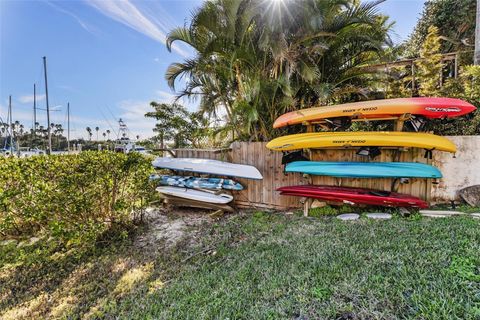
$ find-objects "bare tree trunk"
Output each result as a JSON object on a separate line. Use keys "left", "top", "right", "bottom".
{"left": 475, "top": 0, "right": 480, "bottom": 65}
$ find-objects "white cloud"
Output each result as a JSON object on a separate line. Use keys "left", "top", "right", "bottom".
{"left": 155, "top": 90, "right": 175, "bottom": 101}
{"left": 45, "top": 1, "right": 99, "bottom": 36}
{"left": 57, "top": 85, "right": 77, "bottom": 92}
{"left": 85, "top": 0, "right": 190, "bottom": 57}
{"left": 116, "top": 100, "right": 157, "bottom": 140}
{"left": 112, "top": 89, "right": 200, "bottom": 140}
{"left": 154, "top": 89, "right": 200, "bottom": 112}
{"left": 18, "top": 94, "right": 46, "bottom": 104}
{"left": 0, "top": 103, "right": 35, "bottom": 125}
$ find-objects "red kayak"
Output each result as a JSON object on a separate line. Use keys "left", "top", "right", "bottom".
{"left": 273, "top": 97, "right": 477, "bottom": 128}
{"left": 278, "top": 185, "right": 428, "bottom": 208}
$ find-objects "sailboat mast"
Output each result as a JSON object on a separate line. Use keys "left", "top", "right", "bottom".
{"left": 8, "top": 95, "right": 13, "bottom": 154}
{"left": 33, "top": 83, "right": 36, "bottom": 136}
{"left": 43, "top": 56, "right": 52, "bottom": 154}
{"left": 32, "top": 83, "right": 37, "bottom": 149}
{"left": 67, "top": 102, "right": 70, "bottom": 152}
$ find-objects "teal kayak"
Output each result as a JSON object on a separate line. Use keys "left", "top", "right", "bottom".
{"left": 150, "top": 175, "right": 244, "bottom": 190}
{"left": 285, "top": 161, "right": 442, "bottom": 178}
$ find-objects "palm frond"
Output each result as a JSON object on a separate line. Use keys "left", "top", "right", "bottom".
{"left": 166, "top": 27, "right": 193, "bottom": 52}
{"left": 165, "top": 60, "right": 198, "bottom": 89}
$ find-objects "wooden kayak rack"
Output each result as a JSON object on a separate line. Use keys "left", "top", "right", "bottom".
{"left": 301, "top": 112, "right": 428, "bottom": 216}
{"left": 303, "top": 113, "right": 413, "bottom": 132}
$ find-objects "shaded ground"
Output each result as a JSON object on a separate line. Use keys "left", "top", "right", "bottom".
{"left": 1, "top": 209, "right": 480, "bottom": 319}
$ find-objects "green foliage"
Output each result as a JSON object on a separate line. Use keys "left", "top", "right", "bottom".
{"left": 424, "top": 65, "right": 480, "bottom": 135}
{"left": 389, "top": 21, "right": 480, "bottom": 135}
{"left": 146, "top": 102, "right": 198, "bottom": 148}
{"left": 112, "top": 214, "right": 480, "bottom": 319}
{"left": 385, "top": 67, "right": 412, "bottom": 98}
{"left": 404, "top": 0, "right": 476, "bottom": 60}
{"left": 417, "top": 26, "right": 443, "bottom": 96}
{"left": 460, "top": 65, "right": 480, "bottom": 103}
{"left": 448, "top": 256, "right": 480, "bottom": 281}
{"left": 0, "top": 152, "right": 155, "bottom": 246}
{"left": 2, "top": 212, "right": 480, "bottom": 318}
{"left": 308, "top": 204, "right": 359, "bottom": 217}
{"left": 145, "top": 102, "right": 227, "bottom": 148}
{"left": 311, "top": 286, "right": 333, "bottom": 300}
{"left": 165, "top": 0, "right": 394, "bottom": 141}
{"left": 0, "top": 121, "right": 68, "bottom": 151}
{"left": 308, "top": 206, "right": 339, "bottom": 217}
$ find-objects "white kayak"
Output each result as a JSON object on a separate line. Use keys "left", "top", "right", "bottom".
{"left": 156, "top": 186, "right": 234, "bottom": 204}
{"left": 152, "top": 157, "right": 263, "bottom": 180}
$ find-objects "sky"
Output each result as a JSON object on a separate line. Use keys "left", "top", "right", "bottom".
{"left": 0, "top": 0, "right": 426, "bottom": 140}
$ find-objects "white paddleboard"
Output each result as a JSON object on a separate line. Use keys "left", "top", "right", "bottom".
{"left": 156, "top": 186, "right": 233, "bottom": 204}
{"left": 152, "top": 157, "right": 263, "bottom": 180}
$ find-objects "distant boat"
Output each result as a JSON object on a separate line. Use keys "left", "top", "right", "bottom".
{"left": 0, "top": 147, "right": 46, "bottom": 158}
{"left": 18, "top": 147, "right": 46, "bottom": 158}
{"left": 112, "top": 118, "right": 150, "bottom": 154}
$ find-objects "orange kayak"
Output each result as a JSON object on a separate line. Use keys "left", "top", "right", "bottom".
{"left": 273, "top": 97, "right": 476, "bottom": 128}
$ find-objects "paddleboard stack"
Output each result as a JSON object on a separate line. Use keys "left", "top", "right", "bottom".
{"left": 151, "top": 157, "right": 263, "bottom": 212}
{"left": 267, "top": 97, "right": 476, "bottom": 210}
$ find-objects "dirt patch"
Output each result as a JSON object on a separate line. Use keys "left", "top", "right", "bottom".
{"left": 134, "top": 207, "right": 212, "bottom": 253}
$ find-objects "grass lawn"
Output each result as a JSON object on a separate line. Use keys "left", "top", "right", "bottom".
{"left": 1, "top": 210, "right": 480, "bottom": 319}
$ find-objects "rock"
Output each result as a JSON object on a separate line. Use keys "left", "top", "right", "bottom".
{"left": 471, "top": 213, "right": 480, "bottom": 219}
{"left": 337, "top": 213, "right": 359, "bottom": 221}
{"left": 1, "top": 239, "right": 18, "bottom": 246}
{"left": 458, "top": 185, "right": 480, "bottom": 207}
{"left": 398, "top": 207, "right": 411, "bottom": 217}
{"left": 366, "top": 213, "right": 392, "bottom": 220}
{"left": 17, "top": 241, "right": 28, "bottom": 248}
{"left": 284, "top": 211, "right": 294, "bottom": 215}
{"left": 29, "top": 237, "right": 41, "bottom": 245}
{"left": 420, "top": 210, "right": 465, "bottom": 218}
{"left": 422, "top": 213, "right": 447, "bottom": 218}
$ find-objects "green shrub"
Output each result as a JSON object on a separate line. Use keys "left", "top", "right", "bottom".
{"left": 308, "top": 205, "right": 338, "bottom": 217}
{"left": 0, "top": 151, "right": 155, "bottom": 246}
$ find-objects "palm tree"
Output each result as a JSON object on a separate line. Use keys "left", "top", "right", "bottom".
{"left": 12, "top": 121, "right": 20, "bottom": 134}
{"left": 165, "top": 0, "right": 392, "bottom": 140}
{"left": 86, "top": 127, "right": 92, "bottom": 141}
{"left": 106, "top": 129, "right": 111, "bottom": 141}
{"left": 102, "top": 132, "right": 106, "bottom": 140}
{"left": 95, "top": 126, "right": 99, "bottom": 141}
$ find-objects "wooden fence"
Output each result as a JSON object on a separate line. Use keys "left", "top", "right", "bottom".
{"left": 174, "top": 142, "right": 433, "bottom": 210}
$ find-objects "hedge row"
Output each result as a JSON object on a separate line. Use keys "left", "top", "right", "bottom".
{"left": 0, "top": 151, "right": 155, "bottom": 245}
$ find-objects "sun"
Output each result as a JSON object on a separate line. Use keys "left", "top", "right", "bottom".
{"left": 262, "top": 0, "right": 292, "bottom": 26}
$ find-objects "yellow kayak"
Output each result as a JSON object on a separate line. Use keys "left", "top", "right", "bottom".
{"left": 266, "top": 131, "right": 456, "bottom": 153}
